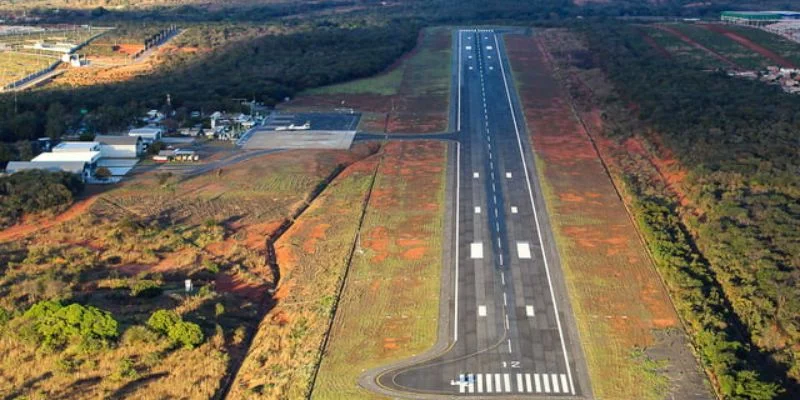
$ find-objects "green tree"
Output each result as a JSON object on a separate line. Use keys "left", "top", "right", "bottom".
{"left": 146, "top": 309, "right": 180, "bottom": 334}
{"left": 167, "top": 321, "right": 204, "bottom": 349}
{"left": 45, "top": 103, "right": 67, "bottom": 140}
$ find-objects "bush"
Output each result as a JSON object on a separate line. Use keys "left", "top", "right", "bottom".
{"left": 146, "top": 309, "right": 180, "bottom": 335}
{"left": 94, "top": 166, "right": 112, "bottom": 180}
{"left": 168, "top": 320, "right": 204, "bottom": 349}
{"left": 130, "top": 279, "right": 163, "bottom": 298}
{"left": 15, "top": 300, "right": 118, "bottom": 349}
{"left": 0, "top": 169, "right": 84, "bottom": 228}
{"left": 146, "top": 309, "right": 205, "bottom": 348}
{"left": 122, "top": 325, "right": 160, "bottom": 346}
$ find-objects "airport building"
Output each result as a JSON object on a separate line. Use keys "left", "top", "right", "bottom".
{"left": 721, "top": 11, "right": 800, "bottom": 25}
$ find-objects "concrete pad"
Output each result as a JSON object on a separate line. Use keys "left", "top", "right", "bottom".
{"left": 241, "top": 130, "right": 356, "bottom": 150}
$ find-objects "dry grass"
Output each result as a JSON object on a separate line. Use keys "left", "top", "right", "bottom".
{"left": 228, "top": 149, "right": 381, "bottom": 399}
{"left": 312, "top": 141, "right": 447, "bottom": 400}
{"left": 506, "top": 32, "right": 689, "bottom": 400}
{"left": 0, "top": 146, "right": 376, "bottom": 399}
{"left": 290, "top": 27, "right": 451, "bottom": 134}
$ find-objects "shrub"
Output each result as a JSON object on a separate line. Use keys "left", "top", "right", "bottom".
{"left": 94, "top": 166, "right": 112, "bottom": 180}
{"left": 168, "top": 321, "right": 204, "bottom": 349}
{"left": 122, "top": 325, "right": 160, "bottom": 346}
{"left": 147, "top": 309, "right": 180, "bottom": 335}
{"left": 112, "top": 357, "right": 139, "bottom": 381}
{"left": 15, "top": 300, "right": 118, "bottom": 349}
{"left": 130, "top": 279, "right": 163, "bottom": 298}
{"left": 146, "top": 309, "right": 204, "bottom": 348}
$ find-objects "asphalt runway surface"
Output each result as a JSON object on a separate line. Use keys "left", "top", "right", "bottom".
{"left": 370, "top": 28, "right": 591, "bottom": 398}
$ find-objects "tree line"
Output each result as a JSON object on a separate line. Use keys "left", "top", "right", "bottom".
{"left": 583, "top": 22, "right": 799, "bottom": 398}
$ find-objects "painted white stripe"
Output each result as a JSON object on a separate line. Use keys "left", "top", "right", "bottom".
{"left": 543, "top": 373, "right": 551, "bottom": 393}
{"left": 486, "top": 372, "right": 493, "bottom": 393}
{"left": 495, "top": 374, "right": 502, "bottom": 393}
{"left": 511, "top": 206, "right": 518, "bottom": 214}
{"left": 471, "top": 242, "right": 483, "bottom": 259}
{"left": 525, "top": 373, "right": 533, "bottom": 393}
{"left": 473, "top": 172, "right": 479, "bottom": 178}
{"left": 478, "top": 305, "right": 487, "bottom": 317}
{"left": 517, "top": 241, "right": 532, "bottom": 259}
{"left": 517, "top": 373, "right": 524, "bottom": 393}
{"left": 503, "top": 373, "right": 511, "bottom": 393}
{"left": 475, "top": 206, "right": 481, "bottom": 214}
{"left": 465, "top": 45, "right": 472, "bottom": 50}
{"left": 534, "top": 373, "right": 541, "bottom": 392}
{"left": 468, "top": 374, "right": 475, "bottom": 393}
{"left": 453, "top": 143, "right": 460, "bottom": 342}
{"left": 526, "top": 305, "right": 535, "bottom": 317}
{"left": 506, "top": 172, "right": 512, "bottom": 178}
{"left": 477, "top": 373, "right": 483, "bottom": 393}
{"left": 459, "top": 374, "right": 466, "bottom": 393}
{"left": 504, "top": 315, "right": 509, "bottom": 329}
{"left": 552, "top": 373, "right": 560, "bottom": 393}
{"left": 503, "top": 292, "right": 507, "bottom": 306}
{"left": 561, "top": 374, "right": 569, "bottom": 393}
{"left": 495, "top": 33, "right": 576, "bottom": 395}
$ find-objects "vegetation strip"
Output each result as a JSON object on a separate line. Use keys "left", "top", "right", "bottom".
{"left": 582, "top": 23, "right": 794, "bottom": 398}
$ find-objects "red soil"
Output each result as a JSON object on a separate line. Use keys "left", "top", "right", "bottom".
{"left": 655, "top": 25, "right": 740, "bottom": 69}
{"left": 637, "top": 28, "right": 672, "bottom": 59}
{"left": 701, "top": 24, "right": 797, "bottom": 68}
{"left": 0, "top": 195, "right": 100, "bottom": 243}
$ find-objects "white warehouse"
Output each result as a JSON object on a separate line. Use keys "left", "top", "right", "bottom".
{"left": 95, "top": 135, "right": 143, "bottom": 158}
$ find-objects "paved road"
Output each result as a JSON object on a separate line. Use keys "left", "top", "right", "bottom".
{"left": 364, "top": 28, "right": 591, "bottom": 398}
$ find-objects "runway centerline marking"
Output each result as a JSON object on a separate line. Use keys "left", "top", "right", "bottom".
{"left": 475, "top": 206, "right": 481, "bottom": 214}
{"left": 511, "top": 206, "right": 518, "bottom": 214}
{"left": 526, "top": 305, "right": 535, "bottom": 317}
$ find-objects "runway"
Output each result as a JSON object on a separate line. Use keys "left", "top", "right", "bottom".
{"left": 370, "top": 28, "right": 591, "bottom": 398}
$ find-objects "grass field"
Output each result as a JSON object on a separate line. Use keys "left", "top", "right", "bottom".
{"left": 723, "top": 24, "right": 800, "bottom": 67}
{"left": 0, "top": 52, "right": 56, "bottom": 86}
{"left": 228, "top": 146, "right": 381, "bottom": 399}
{"left": 312, "top": 141, "right": 447, "bottom": 400}
{"left": 641, "top": 26, "right": 729, "bottom": 70}
{"left": 506, "top": 31, "right": 708, "bottom": 400}
{"left": 0, "top": 146, "right": 377, "bottom": 398}
{"left": 294, "top": 27, "right": 451, "bottom": 133}
{"left": 667, "top": 23, "right": 771, "bottom": 70}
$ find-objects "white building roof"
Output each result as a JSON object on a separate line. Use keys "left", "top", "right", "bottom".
{"left": 95, "top": 135, "right": 141, "bottom": 146}
{"left": 53, "top": 141, "right": 100, "bottom": 152}
{"left": 33, "top": 150, "right": 101, "bottom": 163}
{"left": 6, "top": 161, "right": 87, "bottom": 175}
{"left": 129, "top": 127, "right": 163, "bottom": 137}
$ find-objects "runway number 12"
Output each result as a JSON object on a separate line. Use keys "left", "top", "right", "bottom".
{"left": 502, "top": 361, "right": 521, "bottom": 369}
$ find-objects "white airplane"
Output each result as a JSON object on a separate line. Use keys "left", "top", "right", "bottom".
{"left": 275, "top": 121, "right": 311, "bottom": 131}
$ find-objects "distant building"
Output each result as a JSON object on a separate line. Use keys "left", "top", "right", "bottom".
{"left": 721, "top": 11, "right": 800, "bottom": 25}
{"left": 52, "top": 141, "right": 100, "bottom": 153}
{"left": 33, "top": 148, "right": 101, "bottom": 165}
{"left": 6, "top": 161, "right": 91, "bottom": 180}
{"left": 95, "top": 135, "right": 143, "bottom": 158}
{"left": 128, "top": 127, "right": 163, "bottom": 144}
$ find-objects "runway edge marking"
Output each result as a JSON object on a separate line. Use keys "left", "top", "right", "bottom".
{"left": 453, "top": 28, "right": 462, "bottom": 343}
{"left": 493, "top": 32, "right": 577, "bottom": 395}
